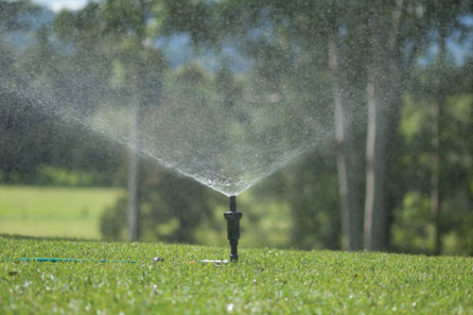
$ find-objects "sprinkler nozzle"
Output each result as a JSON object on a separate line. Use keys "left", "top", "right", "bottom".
{"left": 224, "top": 195, "right": 242, "bottom": 262}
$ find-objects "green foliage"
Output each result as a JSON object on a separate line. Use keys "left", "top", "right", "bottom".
{"left": 0, "top": 95, "right": 123, "bottom": 185}
{"left": 140, "top": 169, "right": 214, "bottom": 243}
{"left": 0, "top": 0, "right": 39, "bottom": 32}
{"left": 392, "top": 192, "right": 434, "bottom": 254}
{"left": 0, "top": 91, "right": 49, "bottom": 181}
{"left": 100, "top": 196, "right": 128, "bottom": 240}
{"left": 35, "top": 166, "right": 113, "bottom": 187}
{"left": 395, "top": 61, "right": 473, "bottom": 255}
{"left": 282, "top": 153, "right": 341, "bottom": 250}
{"left": 101, "top": 164, "right": 214, "bottom": 244}
{"left": 1, "top": 236, "right": 473, "bottom": 313}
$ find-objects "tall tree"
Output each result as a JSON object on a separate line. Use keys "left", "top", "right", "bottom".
{"left": 424, "top": 0, "right": 470, "bottom": 255}
{"left": 363, "top": 1, "right": 404, "bottom": 251}
{"left": 327, "top": 1, "right": 368, "bottom": 250}
{"left": 103, "top": 0, "right": 155, "bottom": 241}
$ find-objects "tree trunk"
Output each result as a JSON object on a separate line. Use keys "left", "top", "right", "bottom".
{"left": 431, "top": 98, "right": 441, "bottom": 255}
{"left": 127, "top": 96, "right": 141, "bottom": 241}
{"left": 432, "top": 27, "right": 447, "bottom": 255}
{"left": 364, "top": 59, "right": 388, "bottom": 250}
{"left": 329, "top": 34, "right": 363, "bottom": 250}
{"left": 127, "top": 0, "right": 148, "bottom": 242}
{"left": 363, "top": 2, "right": 403, "bottom": 251}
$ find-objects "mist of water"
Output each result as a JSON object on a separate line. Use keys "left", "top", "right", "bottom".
{"left": 0, "top": 9, "right": 336, "bottom": 196}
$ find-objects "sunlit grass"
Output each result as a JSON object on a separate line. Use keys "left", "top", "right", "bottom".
{"left": 1, "top": 236, "right": 472, "bottom": 313}
{"left": 0, "top": 185, "right": 124, "bottom": 239}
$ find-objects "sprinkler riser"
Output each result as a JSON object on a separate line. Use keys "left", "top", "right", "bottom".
{"left": 224, "top": 195, "right": 242, "bottom": 262}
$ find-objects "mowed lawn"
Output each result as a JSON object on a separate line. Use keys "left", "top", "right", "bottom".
{"left": 0, "top": 186, "right": 123, "bottom": 239}
{"left": 1, "top": 236, "right": 473, "bottom": 313}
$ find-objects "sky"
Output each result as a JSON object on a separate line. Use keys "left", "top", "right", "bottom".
{"left": 31, "top": 0, "right": 88, "bottom": 12}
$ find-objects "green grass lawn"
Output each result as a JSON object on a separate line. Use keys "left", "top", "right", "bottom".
{"left": 1, "top": 236, "right": 472, "bottom": 313}
{"left": 0, "top": 186, "right": 123, "bottom": 239}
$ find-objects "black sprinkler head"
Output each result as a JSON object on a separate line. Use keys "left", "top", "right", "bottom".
{"left": 224, "top": 195, "right": 243, "bottom": 262}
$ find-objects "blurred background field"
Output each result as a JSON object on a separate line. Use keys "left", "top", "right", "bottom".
{"left": 0, "top": 183, "right": 293, "bottom": 248}
{"left": 0, "top": 185, "right": 123, "bottom": 239}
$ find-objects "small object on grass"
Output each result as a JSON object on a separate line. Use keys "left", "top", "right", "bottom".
{"left": 14, "top": 258, "right": 136, "bottom": 263}
{"left": 153, "top": 257, "right": 164, "bottom": 263}
{"left": 201, "top": 259, "right": 229, "bottom": 266}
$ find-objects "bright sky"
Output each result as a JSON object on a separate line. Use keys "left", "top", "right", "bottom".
{"left": 31, "top": 0, "right": 88, "bottom": 12}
